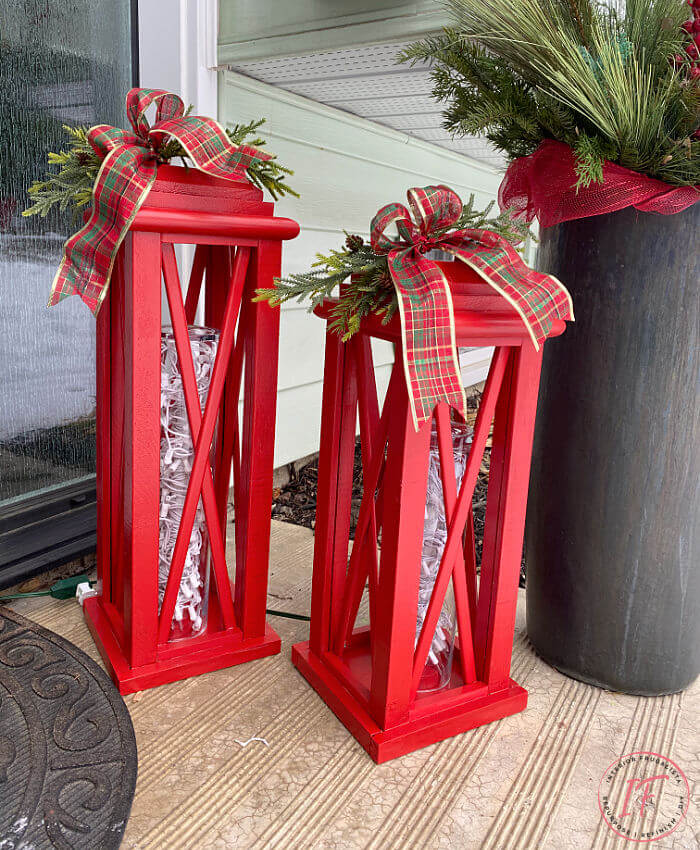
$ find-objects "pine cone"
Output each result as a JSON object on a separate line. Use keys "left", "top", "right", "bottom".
{"left": 378, "top": 268, "right": 393, "bottom": 287}
{"left": 345, "top": 234, "right": 364, "bottom": 253}
{"left": 76, "top": 151, "right": 91, "bottom": 166}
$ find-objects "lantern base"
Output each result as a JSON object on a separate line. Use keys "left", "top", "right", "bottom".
{"left": 292, "top": 641, "right": 527, "bottom": 763}
{"left": 84, "top": 596, "right": 281, "bottom": 695}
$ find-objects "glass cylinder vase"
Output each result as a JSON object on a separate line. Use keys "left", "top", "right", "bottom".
{"left": 416, "top": 418, "right": 472, "bottom": 692}
{"left": 159, "top": 325, "right": 219, "bottom": 640}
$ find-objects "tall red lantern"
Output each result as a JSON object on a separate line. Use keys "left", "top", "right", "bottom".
{"left": 84, "top": 165, "right": 299, "bottom": 694}
{"left": 292, "top": 261, "right": 567, "bottom": 762}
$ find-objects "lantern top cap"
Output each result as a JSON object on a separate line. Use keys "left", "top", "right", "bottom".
{"left": 129, "top": 164, "right": 300, "bottom": 242}
{"left": 315, "top": 262, "right": 567, "bottom": 346}
{"left": 146, "top": 162, "right": 267, "bottom": 211}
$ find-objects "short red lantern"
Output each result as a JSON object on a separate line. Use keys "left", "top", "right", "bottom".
{"left": 84, "top": 165, "right": 299, "bottom": 694}
{"left": 292, "top": 261, "right": 567, "bottom": 762}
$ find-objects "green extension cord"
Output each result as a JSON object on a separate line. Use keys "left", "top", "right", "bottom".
{"left": 0, "top": 575, "right": 311, "bottom": 621}
{"left": 0, "top": 574, "right": 91, "bottom": 602}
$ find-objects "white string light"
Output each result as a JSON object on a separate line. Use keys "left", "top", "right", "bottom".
{"left": 159, "top": 326, "right": 219, "bottom": 640}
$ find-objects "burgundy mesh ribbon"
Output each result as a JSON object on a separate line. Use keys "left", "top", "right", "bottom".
{"left": 499, "top": 140, "right": 700, "bottom": 228}
{"left": 371, "top": 185, "right": 574, "bottom": 429}
{"left": 48, "top": 88, "right": 271, "bottom": 315}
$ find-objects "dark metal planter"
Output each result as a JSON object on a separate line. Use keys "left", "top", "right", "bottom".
{"left": 526, "top": 204, "right": 699, "bottom": 695}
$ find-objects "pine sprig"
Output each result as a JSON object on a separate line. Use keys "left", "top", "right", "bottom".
{"left": 255, "top": 196, "right": 532, "bottom": 340}
{"left": 572, "top": 132, "right": 616, "bottom": 186}
{"left": 24, "top": 125, "right": 99, "bottom": 220}
{"left": 222, "top": 119, "right": 298, "bottom": 201}
{"left": 23, "top": 115, "right": 297, "bottom": 220}
{"left": 255, "top": 239, "right": 390, "bottom": 340}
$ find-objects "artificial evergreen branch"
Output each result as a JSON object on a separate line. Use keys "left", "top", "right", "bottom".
{"left": 400, "top": 0, "right": 700, "bottom": 188}
{"left": 24, "top": 116, "right": 297, "bottom": 220}
{"left": 23, "top": 126, "right": 99, "bottom": 220}
{"left": 255, "top": 195, "right": 532, "bottom": 340}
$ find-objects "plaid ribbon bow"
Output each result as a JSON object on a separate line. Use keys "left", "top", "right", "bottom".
{"left": 48, "top": 87, "right": 271, "bottom": 315}
{"left": 371, "top": 185, "right": 574, "bottom": 429}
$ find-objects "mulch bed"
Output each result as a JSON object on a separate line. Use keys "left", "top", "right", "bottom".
{"left": 271, "top": 393, "right": 526, "bottom": 587}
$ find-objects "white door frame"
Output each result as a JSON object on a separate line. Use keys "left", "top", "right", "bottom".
{"left": 138, "top": 0, "right": 219, "bottom": 321}
{"left": 137, "top": 0, "right": 219, "bottom": 115}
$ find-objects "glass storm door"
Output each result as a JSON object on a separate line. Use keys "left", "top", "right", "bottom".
{"left": 0, "top": 0, "right": 136, "bottom": 583}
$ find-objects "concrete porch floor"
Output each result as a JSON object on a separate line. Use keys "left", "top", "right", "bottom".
{"left": 8, "top": 519, "right": 699, "bottom": 849}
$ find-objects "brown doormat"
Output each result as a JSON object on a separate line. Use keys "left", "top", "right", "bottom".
{"left": 0, "top": 607, "right": 137, "bottom": 849}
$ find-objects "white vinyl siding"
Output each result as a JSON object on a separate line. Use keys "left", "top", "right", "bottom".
{"left": 217, "top": 1, "right": 449, "bottom": 62}
{"left": 220, "top": 71, "right": 502, "bottom": 467}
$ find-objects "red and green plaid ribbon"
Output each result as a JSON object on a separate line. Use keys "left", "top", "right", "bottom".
{"left": 48, "top": 88, "right": 271, "bottom": 315}
{"left": 370, "top": 185, "right": 574, "bottom": 429}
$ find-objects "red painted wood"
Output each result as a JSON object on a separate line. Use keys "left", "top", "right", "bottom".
{"left": 479, "top": 345, "right": 543, "bottom": 692}
{"left": 328, "top": 347, "right": 358, "bottom": 653}
{"left": 333, "top": 367, "right": 399, "bottom": 654}
{"left": 233, "top": 241, "right": 281, "bottom": 639}
{"left": 132, "top": 208, "right": 299, "bottom": 241}
{"left": 145, "top": 164, "right": 265, "bottom": 213}
{"left": 122, "top": 231, "right": 161, "bottom": 668}
{"left": 434, "top": 402, "right": 477, "bottom": 685}
{"left": 206, "top": 246, "right": 236, "bottom": 530}
{"left": 95, "top": 264, "right": 111, "bottom": 604}
{"left": 293, "top": 642, "right": 526, "bottom": 763}
{"left": 184, "top": 244, "right": 207, "bottom": 324}
{"left": 158, "top": 247, "right": 248, "bottom": 643}
{"left": 309, "top": 332, "right": 349, "bottom": 657}
{"left": 109, "top": 256, "right": 126, "bottom": 616}
{"left": 160, "top": 242, "right": 239, "bottom": 635}
{"left": 334, "top": 336, "right": 386, "bottom": 654}
{"left": 85, "top": 169, "right": 296, "bottom": 692}
{"left": 349, "top": 336, "right": 380, "bottom": 638}
{"left": 215, "top": 311, "right": 244, "bottom": 533}
{"left": 294, "top": 266, "right": 564, "bottom": 761}
{"left": 369, "top": 368, "right": 431, "bottom": 729}
{"left": 227, "top": 330, "right": 246, "bottom": 543}
{"left": 84, "top": 595, "right": 279, "bottom": 695}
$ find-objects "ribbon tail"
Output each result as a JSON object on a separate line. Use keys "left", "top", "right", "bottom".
{"left": 48, "top": 146, "right": 156, "bottom": 315}
{"left": 388, "top": 248, "right": 467, "bottom": 430}
{"left": 446, "top": 236, "right": 574, "bottom": 350}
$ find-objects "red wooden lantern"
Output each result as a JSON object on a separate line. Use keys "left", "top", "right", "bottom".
{"left": 84, "top": 165, "right": 299, "bottom": 694}
{"left": 292, "top": 261, "right": 567, "bottom": 762}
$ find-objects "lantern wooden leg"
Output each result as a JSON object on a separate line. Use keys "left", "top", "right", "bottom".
{"left": 476, "top": 344, "right": 543, "bottom": 691}
{"left": 109, "top": 259, "right": 126, "bottom": 621}
{"left": 123, "top": 231, "right": 162, "bottom": 669}
{"left": 84, "top": 231, "right": 162, "bottom": 683}
{"left": 231, "top": 241, "right": 281, "bottom": 645}
{"left": 368, "top": 376, "right": 431, "bottom": 729}
{"left": 95, "top": 268, "right": 111, "bottom": 607}
{"left": 308, "top": 328, "right": 357, "bottom": 657}
{"left": 352, "top": 336, "right": 381, "bottom": 637}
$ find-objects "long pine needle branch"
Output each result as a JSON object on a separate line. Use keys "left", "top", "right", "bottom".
{"left": 401, "top": 0, "right": 699, "bottom": 187}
